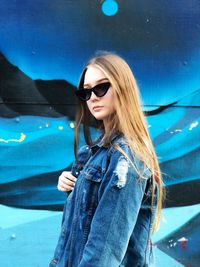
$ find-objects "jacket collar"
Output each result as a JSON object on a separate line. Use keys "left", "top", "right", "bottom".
{"left": 90, "top": 132, "right": 122, "bottom": 154}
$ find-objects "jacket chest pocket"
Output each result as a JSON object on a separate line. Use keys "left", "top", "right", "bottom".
{"left": 80, "top": 165, "right": 103, "bottom": 212}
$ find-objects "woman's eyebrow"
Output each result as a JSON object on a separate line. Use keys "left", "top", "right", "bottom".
{"left": 84, "top": 78, "right": 109, "bottom": 88}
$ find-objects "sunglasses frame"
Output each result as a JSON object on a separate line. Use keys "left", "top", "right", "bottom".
{"left": 75, "top": 82, "right": 111, "bottom": 101}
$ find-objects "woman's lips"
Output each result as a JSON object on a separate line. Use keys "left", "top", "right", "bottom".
{"left": 93, "top": 106, "right": 103, "bottom": 111}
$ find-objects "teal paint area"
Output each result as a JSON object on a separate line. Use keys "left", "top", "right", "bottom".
{"left": 0, "top": 116, "right": 75, "bottom": 182}
{"left": 0, "top": 205, "right": 62, "bottom": 267}
{"left": 0, "top": 116, "right": 76, "bottom": 209}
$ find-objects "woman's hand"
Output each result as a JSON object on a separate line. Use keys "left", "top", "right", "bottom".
{"left": 57, "top": 171, "right": 77, "bottom": 192}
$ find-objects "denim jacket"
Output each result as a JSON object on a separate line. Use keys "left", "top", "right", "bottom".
{"left": 49, "top": 134, "right": 158, "bottom": 267}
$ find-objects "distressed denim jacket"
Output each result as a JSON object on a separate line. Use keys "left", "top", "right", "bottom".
{"left": 49, "top": 134, "right": 158, "bottom": 267}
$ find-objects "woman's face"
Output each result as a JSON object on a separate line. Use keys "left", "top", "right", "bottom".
{"left": 83, "top": 65, "right": 116, "bottom": 124}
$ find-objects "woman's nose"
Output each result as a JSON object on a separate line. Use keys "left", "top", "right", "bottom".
{"left": 90, "top": 91, "right": 99, "bottom": 101}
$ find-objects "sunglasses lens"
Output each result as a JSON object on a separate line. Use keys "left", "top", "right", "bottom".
{"left": 75, "top": 89, "right": 91, "bottom": 101}
{"left": 94, "top": 82, "right": 110, "bottom": 97}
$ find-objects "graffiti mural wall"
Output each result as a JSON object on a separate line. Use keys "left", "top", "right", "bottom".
{"left": 0, "top": 1, "right": 199, "bottom": 266}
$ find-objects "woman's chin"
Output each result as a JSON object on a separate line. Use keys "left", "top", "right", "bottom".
{"left": 92, "top": 112, "right": 106, "bottom": 121}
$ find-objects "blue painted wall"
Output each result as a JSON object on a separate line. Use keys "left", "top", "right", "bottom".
{"left": 0, "top": 1, "right": 199, "bottom": 266}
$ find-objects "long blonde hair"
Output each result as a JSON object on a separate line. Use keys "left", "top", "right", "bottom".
{"left": 74, "top": 52, "right": 163, "bottom": 232}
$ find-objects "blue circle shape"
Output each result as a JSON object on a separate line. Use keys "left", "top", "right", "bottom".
{"left": 102, "top": 0, "right": 119, "bottom": 16}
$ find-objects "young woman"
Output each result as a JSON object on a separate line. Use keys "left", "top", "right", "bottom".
{"left": 49, "top": 52, "right": 163, "bottom": 267}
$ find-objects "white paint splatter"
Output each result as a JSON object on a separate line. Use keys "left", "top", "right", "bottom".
{"left": 189, "top": 121, "right": 198, "bottom": 131}
{"left": 69, "top": 122, "right": 75, "bottom": 128}
{"left": 178, "top": 237, "right": 188, "bottom": 242}
{"left": 58, "top": 125, "right": 64, "bottom": 130}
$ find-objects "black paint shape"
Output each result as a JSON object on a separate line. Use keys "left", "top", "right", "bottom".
{"left": 164, "top": 179, "right": 200, "bottom": 208}
{"left": 0, "top": 53, "right": 77, "bottom": 118}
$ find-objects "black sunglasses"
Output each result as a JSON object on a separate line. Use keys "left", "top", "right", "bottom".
{"left": 75, "top": 82, "right": 111, "bottom": 101}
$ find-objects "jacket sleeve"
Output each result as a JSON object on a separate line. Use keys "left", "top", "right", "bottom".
{"left": 78, "top": 148, "right": 151, "bottom": 267}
